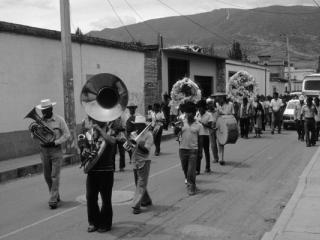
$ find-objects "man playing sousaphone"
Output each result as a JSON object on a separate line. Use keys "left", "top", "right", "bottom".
{"left": 80, "top": 117, "right": 116, "bottom": 233}
{"left": 30, "top": 99, "right": 70, "bottom": 209}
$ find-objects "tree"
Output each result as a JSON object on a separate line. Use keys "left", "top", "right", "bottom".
{"left": 75, "top": 27, "right": 83, "bottom": 36}
{"left": 228, "top": 41, "right": 243, "bottom": 60}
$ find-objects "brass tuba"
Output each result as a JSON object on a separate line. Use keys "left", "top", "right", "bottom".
{"left": 24, "top": 107, "right": 56, "bottom": 144}
{"left": 79, "top": 73, "right": 129, "bottom": 173}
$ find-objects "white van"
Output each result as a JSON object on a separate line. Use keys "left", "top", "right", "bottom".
{"left": 302, "top": 73, "right": 320, "bottom": 96}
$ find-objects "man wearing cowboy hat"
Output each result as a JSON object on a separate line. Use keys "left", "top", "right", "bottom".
{"left": 130, "top": 115, "right": 154, "bottom": 214}
{"left": 34, "top": 99, "right": 70, "bottom": 209}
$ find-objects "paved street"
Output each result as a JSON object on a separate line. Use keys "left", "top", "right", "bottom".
{"left": 0, "top": 130, "right": 317, "bottom": 240}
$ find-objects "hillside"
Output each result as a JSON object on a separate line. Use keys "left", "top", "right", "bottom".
{"left": 88, "top": 5, "right": 320, "bottom": 68}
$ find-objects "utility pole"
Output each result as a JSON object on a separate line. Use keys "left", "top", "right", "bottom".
{"left": 60, "top": 0, "right": 77, "bottom": 154}
{"left": 286, "top": 36, "right": 291, "bottom": 93}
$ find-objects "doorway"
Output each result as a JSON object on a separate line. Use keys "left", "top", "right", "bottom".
{"left": 194, "top": 75, "right": 213, "bottom": 99}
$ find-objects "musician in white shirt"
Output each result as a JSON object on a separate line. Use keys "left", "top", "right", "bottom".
{"left": 195, "top": 100, "right": 213, "bottom": 174}
{"left": 214, "top": 93, "right": 233, "bottom": 165}
{"left": 151, "top": 103, "right": 166, "bottom": 156}
{"left": 270, "top": 92, "right": 284, "bottom": 134}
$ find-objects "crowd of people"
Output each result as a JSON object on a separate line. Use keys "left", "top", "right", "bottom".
{"left": 30, "top": 90, "right": 320, "bottom": 233}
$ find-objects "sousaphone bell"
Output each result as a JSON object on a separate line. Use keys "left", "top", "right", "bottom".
{"left": 80, "top": 73, "right": 129, "bottom": 122}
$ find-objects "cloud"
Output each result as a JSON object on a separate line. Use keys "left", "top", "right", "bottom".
{"left": 0, "top": 0, "right": 55, "bottom": 9}
{"left": 90, "top": 15, "right": 137, "bottom": 29}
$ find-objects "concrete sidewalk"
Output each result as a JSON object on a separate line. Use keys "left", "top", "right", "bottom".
{"left": 262, "top": 145, "right": 320, "bottom": 240}
{"left": 0, "top": 129, "right": 175, "bottom": 183}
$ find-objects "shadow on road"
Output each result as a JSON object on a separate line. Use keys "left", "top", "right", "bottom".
{"left": 224, "top": 161, "right": 250, "bottom": 168}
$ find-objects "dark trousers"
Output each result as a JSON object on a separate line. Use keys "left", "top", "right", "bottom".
{"left": 179, "top": 149, "right": 197, "bottom": 193}
{"left": 272, "top": 111, "right": 282, "bottom": 133}
{"left": 153, "top": 126, "right": 163, "bottom": 154}
{"left": 316, "top": 121, "right": 320, "bottom": 141}
{"left": 240, "top": 118, "right": 250, "bottom": 138}
{"left": 197, "top": 135, "right": 210, "bottom": 172}
{"left": 296, "top": 120, "right": 305, "bottom": 140}
{"left": 304, "top": 118, "right": 316, "bottom": 146}
{"left": 86, "top": 171, "right": 114, "bottom": 229}
{"left": 114, "top": 140, "right": 125, "bottom": 170}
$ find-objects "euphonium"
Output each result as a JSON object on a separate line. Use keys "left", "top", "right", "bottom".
{"left": 24, "top": 107, "right": 56, "bottom": 144}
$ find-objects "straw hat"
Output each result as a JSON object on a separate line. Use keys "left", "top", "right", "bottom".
{"left": 36, "top": 99, "right": 56, "bottom": 110}
{"left": 132, "top": 115, "right": 146, "bottom": 124}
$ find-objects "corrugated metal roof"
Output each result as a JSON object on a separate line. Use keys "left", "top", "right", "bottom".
{"left": 162, "top": 48, "right": 226, "bottom": 61}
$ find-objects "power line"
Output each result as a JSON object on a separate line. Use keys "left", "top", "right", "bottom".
{"left": 313, "top": 0, "right": 320, "bottom": 8}
{"left": 122, "top": 0, "right": 176, "bottom": 43}
{"left": 154, "top": 0, "right": 232, "bottom": 44}
{"left": 213, "top": 0, "right": 320, "bottom": 15}
{"left": 122, "top": 0, "right": 159, "bottom": 35}
{"left": 105, "top": 0, "right": 136, "bottom": 42}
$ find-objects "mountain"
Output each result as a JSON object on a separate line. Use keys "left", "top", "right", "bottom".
{"left": 88, "top": 6, "right": 320, "bottom": 68}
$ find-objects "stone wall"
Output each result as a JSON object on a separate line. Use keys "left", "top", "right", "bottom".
{"left": 216, "top": 59, "right": 226, "bottom": 92}
{"left": 144, "top": 50, "right": 162, "bottom": 113}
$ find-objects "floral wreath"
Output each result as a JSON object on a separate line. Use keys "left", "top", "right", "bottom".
{"left": 170, "top": 77, "right": 201, "bottom": 107}
{"left": 228, "top": 70, "right": 258, "bottom": 101}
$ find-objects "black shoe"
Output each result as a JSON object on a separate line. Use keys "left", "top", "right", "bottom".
{"left": 49, "top": 203, "right": 58, "bottom": 209}
{"left": 141, "top": 201, "right": 152, "bottom": 207}
{"left": 87, "top": 225, "right": 98, "bottom": 233}
{"left": 132, "top": 208, "right": 141, "bottom": 214}
{"left": 271, "top": 131, "right": 274, "bottom": 135}
{"left": 57, "top": 195, "right": 61, "bottom": 202}
{"left": 219, "top": 161, "right": 225, "bottom": 166}
{"left": 97, "top": 227, "right": 111, "bottom": 233}
{"left": 196, "top": 171, "right": 200, "bottom": 175}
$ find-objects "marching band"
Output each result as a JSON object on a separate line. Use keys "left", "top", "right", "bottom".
{"left": 25, "top": 73, "right": 320, "bottom": 233}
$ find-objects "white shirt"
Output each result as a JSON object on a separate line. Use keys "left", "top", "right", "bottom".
{"left": 151, "top": 111, "right": 165, "bottom": 127}
{"left": 270, "top": 98, "right": 283, "bottom": 112}
{"left": 195, "top": 111, "right": 213, "bottom": 136}
{"left": 315, "top": 105, "right": 320, "bottom": 122}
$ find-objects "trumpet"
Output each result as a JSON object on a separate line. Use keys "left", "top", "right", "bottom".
{"left": 123, "top": 122, "right": 152, "bottom": 152}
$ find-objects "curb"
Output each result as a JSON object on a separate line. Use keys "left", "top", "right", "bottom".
{"left": 0, "top": 154, "right": 79, "bottom": 183}
{"left": 0, "top": 133, "right": 175, "bottom": 184}
{"left": 261, "top": 146, "right": 320, "bottom": 240}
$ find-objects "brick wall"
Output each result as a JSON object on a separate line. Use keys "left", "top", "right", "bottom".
{"left": 144, "top": 50, "right": 162, "bottom": 113}
{"left": 216, "top": 60, "right": 226, "bottom": 92}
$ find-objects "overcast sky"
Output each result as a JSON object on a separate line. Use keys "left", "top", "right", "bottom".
{"left": 0, "top": 0, "right": 315, "bottom": 33}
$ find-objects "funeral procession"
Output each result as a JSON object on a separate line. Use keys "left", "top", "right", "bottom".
{"left": 1, "top": 1, "right": 320, "bottom": 240}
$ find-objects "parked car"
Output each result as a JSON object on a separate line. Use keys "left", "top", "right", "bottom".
{"left": 283, "top": 99, "right": 299, "bottom": 130}
{"left": 302, "top": 73, "right": 320, "bottom": 96}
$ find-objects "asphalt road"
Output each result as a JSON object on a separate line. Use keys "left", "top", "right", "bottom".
{"left": 0, "top": 130, "right": 317, "bottom": 240}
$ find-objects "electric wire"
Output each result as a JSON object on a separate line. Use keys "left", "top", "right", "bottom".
{"left": 122, "top": 0, "right": 176, "bottom": 43}
{"left": 313, "top": 0, "right": 320, "bottom": 8}
{"left": 212, "top": 0, "right": 320, "bottom": 15}
{"left": 154, "top": 0, "right": 232, "bottom": 44}
{"left": 105, "top": 0, "right": 136, "bottom": 42}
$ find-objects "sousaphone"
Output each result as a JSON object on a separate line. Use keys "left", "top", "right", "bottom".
{"left": 80, "top": 73, "right": 129, "bottom": 121}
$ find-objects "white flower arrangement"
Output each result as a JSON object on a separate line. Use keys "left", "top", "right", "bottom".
{"left": 228, "top": 70, "right": 258, "bottom": 101}
{"left": 170, "top": 77, "right": 201, "bottom": 106}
